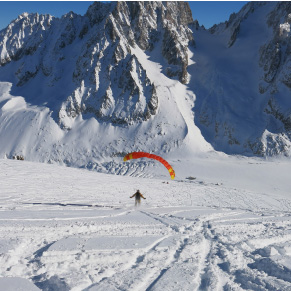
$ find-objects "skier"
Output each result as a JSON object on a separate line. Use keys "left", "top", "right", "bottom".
{"left": 130, "top": 190, "right": 146, "bottom": 206}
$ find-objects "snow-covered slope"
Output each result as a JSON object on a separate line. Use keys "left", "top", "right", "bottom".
{"left": 1, "top": 158, "right": 291, "bottom": 290}
{"left": 0, "top": 54, "right": 211, "bottom": 171}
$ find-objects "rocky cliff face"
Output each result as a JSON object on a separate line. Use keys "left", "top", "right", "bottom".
{"left": 0, "top": 1, "right": 194, "bottom": 129}
{"left": 0, "top": 12, "right": 53, "bottom": 65}
{"left": 260, "top": 2, "right": 291, "bottom": 155}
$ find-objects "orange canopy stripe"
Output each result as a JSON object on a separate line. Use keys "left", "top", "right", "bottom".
{"left": 123, "top": 152, "right": 175, "bottom": 179}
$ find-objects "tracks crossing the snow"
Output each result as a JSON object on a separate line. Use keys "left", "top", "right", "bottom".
{"left": 1, "top": 159, "right": 291, "bottom": 290}
{"left": 2, "top": 206, "right": 291, "bottom": 290}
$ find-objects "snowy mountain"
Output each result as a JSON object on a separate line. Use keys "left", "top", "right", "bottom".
{"left": 0, "top": 1, "right": 290, "bottom": 171}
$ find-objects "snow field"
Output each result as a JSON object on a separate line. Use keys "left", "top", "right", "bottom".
{"left": 1, "top": 158, "right": 291, "bottom": 290}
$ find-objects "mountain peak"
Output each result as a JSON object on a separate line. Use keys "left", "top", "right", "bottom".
{"left": 86, "top": 1, "right": 113, "bottom": 26}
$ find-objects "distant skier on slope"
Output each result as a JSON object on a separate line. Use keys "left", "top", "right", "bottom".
{"left": 130, "top": 190, "right": 146, "bottom": 206}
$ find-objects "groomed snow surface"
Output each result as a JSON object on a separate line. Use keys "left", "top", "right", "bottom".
{"left": 1, "top": 157, "right": 291, "bottom": 290}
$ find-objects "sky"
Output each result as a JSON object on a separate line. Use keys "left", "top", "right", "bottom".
{"left": 188, "top": 1, "right": 248, "bottom": 28}
{"left": 0, "top": 1, "right": 248, "bottom": 31}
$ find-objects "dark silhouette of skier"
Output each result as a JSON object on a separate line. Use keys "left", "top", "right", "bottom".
{"left": 130, "top": 190, "right": 146, "bottom": 206}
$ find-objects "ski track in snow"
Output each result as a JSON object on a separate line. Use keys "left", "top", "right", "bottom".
{"left": 1, "top": 159, "right": 291, "bottom": 290}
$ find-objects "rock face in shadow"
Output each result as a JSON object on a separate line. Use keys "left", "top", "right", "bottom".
{"left": 193, "top": 2, "right": 291, "bottom": 156}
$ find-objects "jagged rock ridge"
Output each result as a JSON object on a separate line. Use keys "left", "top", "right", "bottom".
{"left": 0, "top": 1, "right": 194, "bottom": 129}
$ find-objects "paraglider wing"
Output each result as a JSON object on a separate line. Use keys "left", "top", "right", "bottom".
{"left": 123, "top": 152, "right": 175, "bottom": 179}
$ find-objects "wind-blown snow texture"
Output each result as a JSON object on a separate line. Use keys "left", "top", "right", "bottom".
{"left": 1, "top": 157, "right": 291, "bottom": 290}
{"left": 0, "top": 1, "right": 290, "bottom": 169}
